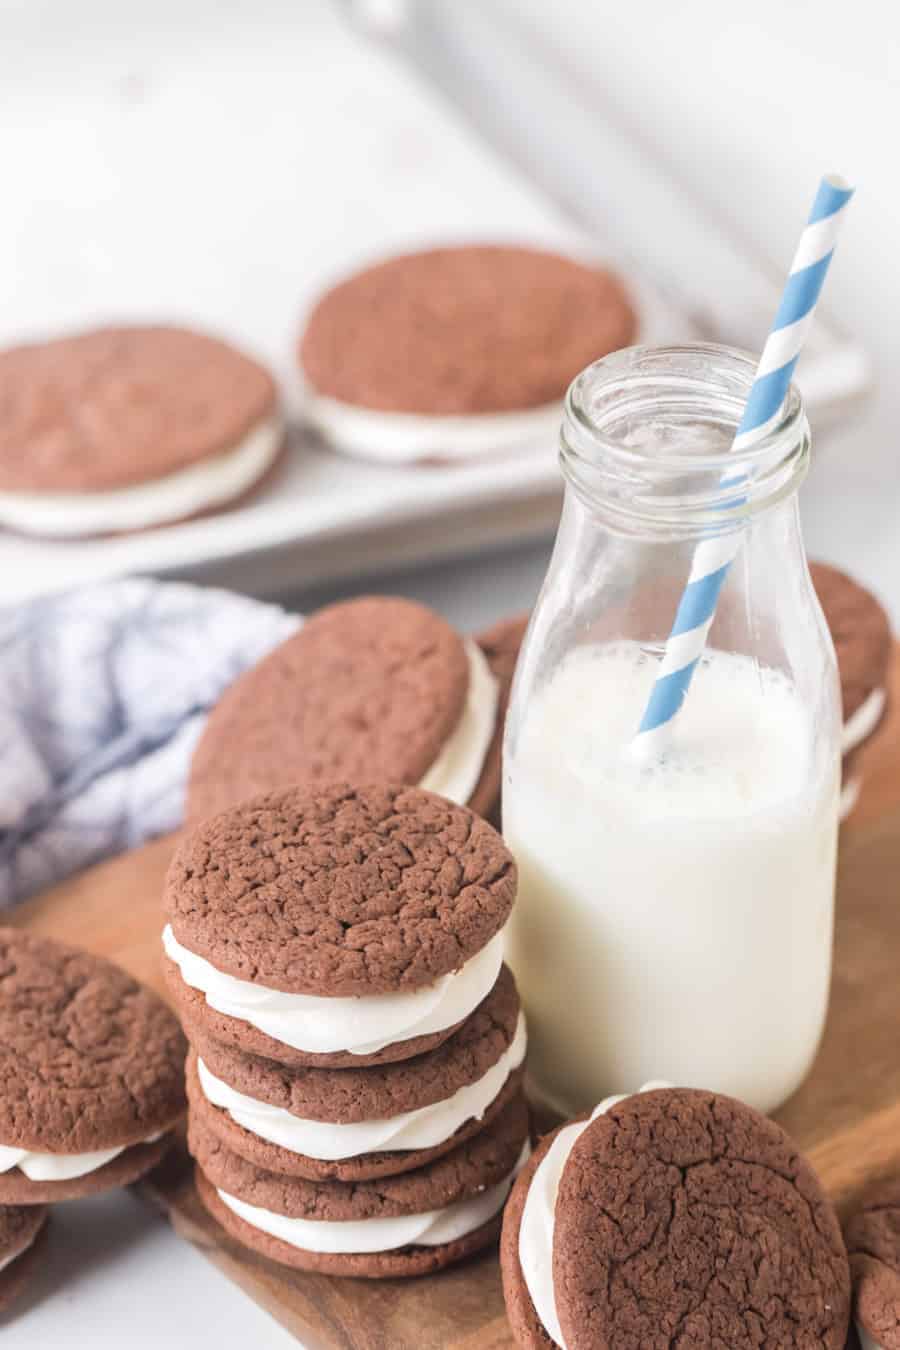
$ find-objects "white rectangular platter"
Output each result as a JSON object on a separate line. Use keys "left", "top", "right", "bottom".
{"left": 0, "top": 0, "right": 869, "bottom": 603}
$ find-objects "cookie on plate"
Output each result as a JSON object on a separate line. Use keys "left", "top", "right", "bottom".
{"left": 0, "top": 929, "right": 186, "bottom": 1202}
{"left": 845, "top": 1181, "right": 900, "bottom": 1350}
{"left": 0, "top": 1205, "right": 48, "bottom": 1311}
{"left": 0, "top": 325, "right": 283, "bottom": 536}
{"left": 192, "top": 1091, "right": 529, "bottom": 1278}
{"left": 186, "top": 596, "right": 508, "bottom": 826}
{"left": 163, "top": 783, "right": 517, "bottom": 1069}
{"left": 501, "top": 1084, "right": 850, "bottom": 1349}
{"left": 298, "top": 245, "right": 637, "bottom": 463}
{"left": 184, "top": 961, "right": 526, "bottom": 1181}
{"left": 811, "top": 562, "right": 892, "bottom": 820}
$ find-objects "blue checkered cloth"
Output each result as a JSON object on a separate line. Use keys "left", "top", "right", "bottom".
{"left": 0, "top": 578, "right": 299, "bottom": 906}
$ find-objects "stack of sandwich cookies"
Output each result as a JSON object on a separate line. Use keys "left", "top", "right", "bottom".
{"left": 501, "top": 1085, "right": 851, "bottom": 1349}
{"left": 0, "top": 1206, "right": 48, "bottom": 1311}
{"left": 164, "top": 783, "right": 529, "bottom": 1275}
{"left": 0, "top": 929, "right": 186, "bottom": 1203}
{"left": 811, "top": 563, "right": 892, "bottom": 820}
{"left": 184, "top": 963, "right": 525, "bottom": 1181}
{"left": 186, "top": 597, "right": 506, "bottom": 826}
{"left": 0, "top": 325, "right": 283, "bottom": 536}
{"left": 298, "top": 244, "right": 637, "bottom": 463}
{"left": 845, "top": 1182, "right": 900, "bottom": 1350}
{"left": 191, "top": 1094, "right": 529, "bottom": 1278}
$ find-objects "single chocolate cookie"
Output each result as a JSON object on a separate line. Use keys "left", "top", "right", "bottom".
{"left": 299, "top": 246, "right": 637, "bottom": 415}
{"left": 184, "top": 963, "right": 523, "bottom": 1180}
{"left": 191, "top": 1091, "right": 528, "bottom": 1278}
{"left": 845, "top": 1181, "right": 900, "bottom": 1350}
{"left": 470, "top": 613, "right": 530, "bottom": 825}
{"left": 502, "top": 1088, "right": 850, "bottom": 1350}
{"left": 0, "top": 928, "right": 186, "bottom": 1203}
{"left": 812, "top": 562, "right": 892, "bottom": 723}
{"left": 0, "top": 1205, "right": 48, "bottom": 1311}
{"left": 0, "top": 326, "right": 283, "bottom": 536}
{"left": 186, "top": 596, "right": 508, "bottom": 826}
{"left": 165, "top": 783, "right": 516, "bottom": 997}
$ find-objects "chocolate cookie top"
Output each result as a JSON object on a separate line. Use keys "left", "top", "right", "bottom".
{"left": 189, "top": 962, "right": 520, "bottom": 1123}
{"left": 189, "top": 1090, "right": 527, "bottom": 1220}
{"left": 166, "top": 783, "right": 516, "bottom": 996}
{"left": 0, "top": 325, "right": 276, "bottom": 493}
{"left": 845, "top": 1182, "right": 900, "bottom": 1349}
{"left": 0, "top": 1204, "right": 46, "bottom": 1259}
{"left": 299, "top": 245, "right": 638, "bottom": 415}
{"left": 552, "top": 1089, "right": 850, "bottom": 1350}
{"left": 186, "top": 596, "right": 471, "bottom": 825}
{"left": 0, "top": 928, "right": 187, "bottom": 1152}
{"left": 812, "top": 562, "right": 892, "bottom": 719}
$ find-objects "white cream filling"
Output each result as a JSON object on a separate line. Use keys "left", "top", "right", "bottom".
{"left": 840, "top": 777, "right": 862, "bottom": 821}
{"left": 305, "top": 390, "right": 563, "bottom": 464}
{"left": 842, "top": 687, "right": 887, "bottom": 755}
{"left": 519, "top": 1082, "right": 672, "bottom": 1349}
{"left": 857, "top": 1324, "right": 883, "bottom": 1350}
{"left": 418, "top": 638, "right": 499, "bottom": 805}
{"left": 0, "top": 1226, "right": 41, "bottom": 1275}
{"left": 0, "top": 1130, "right": 165, "bottom": 1182}
{"left": 163, "top": 923, "right": 505, "bottom": 1057}
{"left": 0, "top": 411, "right": 284, "bottom": 536}
{"left": 197, "top": 1012, "right": 527, "bottom": 1161}
{"left": 217, "top": 1139, "right": 529, "bottom": 1255}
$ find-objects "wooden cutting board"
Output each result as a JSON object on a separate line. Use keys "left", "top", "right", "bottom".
{"left": 10, "top": 647, "right": 900, "bottom": 1349}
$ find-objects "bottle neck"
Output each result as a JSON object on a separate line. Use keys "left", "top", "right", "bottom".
{"left": 559, "top": 344, "right": 810, "bottom": 541}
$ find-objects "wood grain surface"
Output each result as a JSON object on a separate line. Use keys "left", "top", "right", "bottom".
{"left": 9, "top": 646, "right": 900, "bottom": 1348}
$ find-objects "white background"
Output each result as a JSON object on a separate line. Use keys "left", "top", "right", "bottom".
{"left": 1, "top": 2, "right": 894, "bottom": 1347}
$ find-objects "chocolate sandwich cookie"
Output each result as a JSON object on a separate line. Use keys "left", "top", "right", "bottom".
{"left": 0, "top": 1206, "right": 48, "bottom": 1311}
{"left": 0, "top": 325, "right": 283, "bottom": 537}
{"left": 811, "top": 562, "right": 892, "bottom": 820}
{"left": 186, "top": 596, "right": 508, "bottom": 827}
{"left": 185, "top": 962, "right": 526, "bottom": 1181}
{"left": 298, "top": 245, "right": 637, "bottom": 463}
{"left": 0, "top": 929, "right": 186, "bottom": 1203}
{"left": 845, "top": 1182, "right": 900, "bottom": 1350}
{"left": 191, "top": 1091, "right": 528, "bottom": 1278}
{"left": 163, "top": 783, "right": 517, "bottom": 1068}
{"left": 501, "top": 1085, "right": 850, "bottom": 1349}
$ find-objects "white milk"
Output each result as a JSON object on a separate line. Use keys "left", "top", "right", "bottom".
{"left": 503, "top": 641, "right": 839, "bottom": 1116}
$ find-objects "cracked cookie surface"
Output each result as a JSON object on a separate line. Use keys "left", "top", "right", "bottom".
{"left": 0, "top": 325, "right": 276, "bottom": 492}
{"left": 845, "top": 1181, "right": 900, "bottom": 1349}
{"left": 298, "top": 245, "right": 637, "bottom": 414}
{"left": 553, "top": 1088, "right": 850, "bottom": 1350}
{"left": 186, "top": 596, "right": 470, "bottom": 825}
{"left": 0, "top": 928, "right": 187, "bottom": 1152}
{"left": 166, "top": 783, "right": 516, "bottom": 996}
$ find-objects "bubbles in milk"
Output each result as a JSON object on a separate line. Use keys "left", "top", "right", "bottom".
{"left": 540, "top": 642, "right": 813, "bottom": 820}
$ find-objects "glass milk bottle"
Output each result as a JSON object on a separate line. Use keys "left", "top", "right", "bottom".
{"left": 503, "top": 345, "right": 841, "bottom": 1117}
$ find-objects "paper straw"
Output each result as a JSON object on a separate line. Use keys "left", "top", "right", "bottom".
{"left": 635, "top": 174, "right": 854, "bottom": 749}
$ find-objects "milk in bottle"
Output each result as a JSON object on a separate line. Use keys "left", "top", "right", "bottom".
{"left": 503, "top": 346, "right": 841, "bottom": 1115}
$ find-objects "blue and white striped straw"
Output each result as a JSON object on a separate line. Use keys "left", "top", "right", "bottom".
{"left": 636, "top": 173, "right": 854, "bottom": 750}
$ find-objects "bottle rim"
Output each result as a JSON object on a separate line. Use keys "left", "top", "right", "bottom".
{"left": 560, "top": 343, "right": 809, "bottom": 531}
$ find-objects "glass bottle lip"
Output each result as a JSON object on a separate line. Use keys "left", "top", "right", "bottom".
{"left": 560, "top": 343, "right": 810, "bottom": 531}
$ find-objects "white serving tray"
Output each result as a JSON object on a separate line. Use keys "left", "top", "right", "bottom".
{"left": 0, "top": 0, "right": 870, "bottom": 603}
